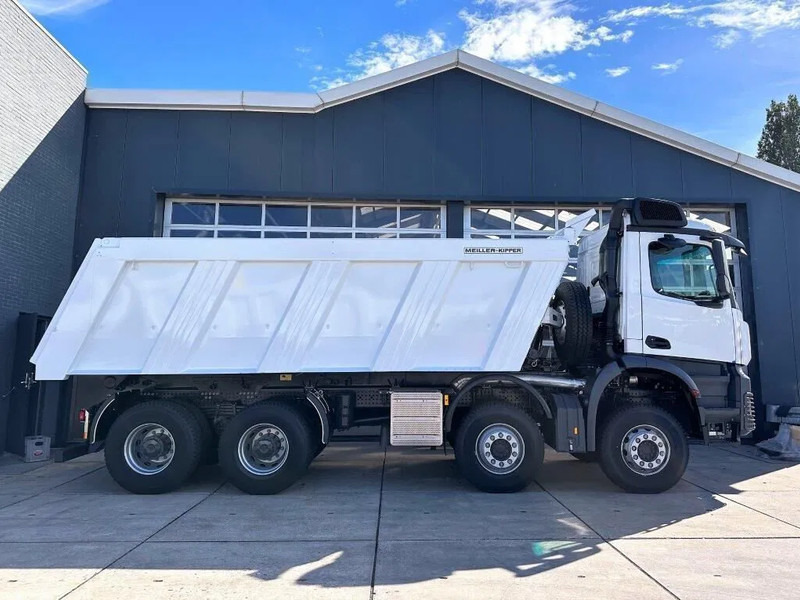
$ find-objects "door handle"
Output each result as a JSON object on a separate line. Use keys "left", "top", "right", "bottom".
{"left": 645, "top": 335, "right": 671, "bottom": 350}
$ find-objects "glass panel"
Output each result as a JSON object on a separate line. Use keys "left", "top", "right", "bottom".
{"left": 515, "top": 209, "right": 555, "bottom": 234}
{"left": 217, "top": 230, "right": 261, "bottom": 238}
{"left": 168, "top": 229, "right": 214, "bottom": 237}
{"left": 265, "top": 204, "right": 307, "bottom": 227}
{"left": 469, "top": 234, "right": 513, "bottom": 240}
{"left": 399, "top": 233, "right": 441, "bottom": 238}
{"left": 264, "top": 231, "right": 307, "bottom": 238}
{"left": 356, "top": 206, "right": 397, "bottom": 229}
{"left": 470, "top": 207, "right": 512, "bottom": 231}
{"left": 219, "top": 203, "right": 261, "bottom": 226}
{"left": 310, "top": 231, "right": 352, "bottom": 238}
{"left": 649, "top": 243, "right": 718, "bottom": 299}
{"left": 356, "top": 232, "right": 398, "bottom": 239}
{"left": 170, "top": 203, "right": 215, "bottom": 225}
{"left": 400, "top": 207, "right": 441, "bottom": 229}
{"left": 558, "top": 209, "right": 600, "bottom": 236}
{"left": 311, "top": 206, "right": 353, "bottom": 227}
{"left": 688, "top": 211, "right": 732, "bottom": 233}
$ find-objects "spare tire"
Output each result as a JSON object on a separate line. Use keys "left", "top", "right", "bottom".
{"left": 552, "top": 280, "right": 592, "bottom": 369}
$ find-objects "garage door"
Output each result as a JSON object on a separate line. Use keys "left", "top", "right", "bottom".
{"left": 163, "top": 199, "right": 446, "bottom": 239}
{"left": 466, "top": 204, "right": 738, "bottom": 285}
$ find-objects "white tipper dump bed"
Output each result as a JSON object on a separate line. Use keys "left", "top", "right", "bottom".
{"left": 32, "top": 214, "right": 594, "bottom": 380}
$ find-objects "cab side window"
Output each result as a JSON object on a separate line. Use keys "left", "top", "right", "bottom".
{"left": 648, "top": 243, "right": 718, "bottom": 301}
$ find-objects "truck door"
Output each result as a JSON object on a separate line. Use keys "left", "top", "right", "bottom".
{"left": 636, "top": 231, "right": 736, "bottom": 363}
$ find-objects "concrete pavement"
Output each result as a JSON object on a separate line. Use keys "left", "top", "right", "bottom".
{"left": 0, "top": 442, "right": 798, "bottom": 599}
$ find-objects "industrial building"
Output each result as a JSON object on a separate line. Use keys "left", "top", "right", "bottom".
{"left": 2, "top": 0, "right": 799, "bottom": 456}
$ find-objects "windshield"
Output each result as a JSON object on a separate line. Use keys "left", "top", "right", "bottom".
{"left": 648, "top": 242, "right": 719, "bottom": 301}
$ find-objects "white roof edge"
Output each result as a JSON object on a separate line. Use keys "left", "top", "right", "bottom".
{"left": 83, "top": 50, "right": 800, "bottom": 193}
{"left": 10, "top": 0, "right": 88, "bottom": 75}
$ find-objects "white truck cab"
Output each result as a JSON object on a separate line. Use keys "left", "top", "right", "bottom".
{"left": 578, "top": 214, "right": 751, "bottom": 366}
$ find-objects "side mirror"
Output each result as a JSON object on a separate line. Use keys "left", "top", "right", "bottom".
{"left": 711, "top": 239, "right": 731, "bottom": 299}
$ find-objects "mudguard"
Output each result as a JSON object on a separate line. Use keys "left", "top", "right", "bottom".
{"left": 586, "top": 355, "right": 700, "bottom": 450}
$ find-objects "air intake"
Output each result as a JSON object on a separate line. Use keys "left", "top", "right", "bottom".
{"left": 632, "top": 198, "right": 688, "bottom": 228}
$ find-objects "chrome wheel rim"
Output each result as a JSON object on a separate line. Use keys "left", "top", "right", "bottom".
{"left": 238, "top": 423, "right": 289, "bottom": 476}
{"left": 124, "top": 423, "right": 175, "bottom": 475}
{"left": 620, "top": 424, "right": 670, "bottom": 476}
{"left": 475, "top": 423, "right": 524, "bottom": 475}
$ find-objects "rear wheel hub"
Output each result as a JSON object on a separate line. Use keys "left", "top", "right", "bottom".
{"left": 475, "top": 423, "right": 525, "bottom": 475}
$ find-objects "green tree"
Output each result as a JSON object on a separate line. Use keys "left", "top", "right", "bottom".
{"left": 757, "top": 94, "right": 800, "bottom": 173}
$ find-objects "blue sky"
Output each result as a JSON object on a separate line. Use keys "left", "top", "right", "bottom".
{"left": 24, "top": 0, "right": 800, "bottom": 155}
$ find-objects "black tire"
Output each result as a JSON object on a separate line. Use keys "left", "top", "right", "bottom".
{"left": 105, "top": 401, "right": 203, "bottom": 494}
{"left": 218, "top": 401, "right": 313, "bottom": 494}
{"left": 598, "top": 405, "right": 688, "bottom": 494}
{"left": 552, "top": 281, "right": 592, "bottom": 369}
{"left": 170, "top": 398, "right": 217, "bottom": 465}
{"left": 312, "top": 442, "right": 327, "bottom": 460}
{"left": 571, "top": 451, "right": 597, "bottom": 462}
{"left": 454, "top": 403, "right": 544, "bottom": 493}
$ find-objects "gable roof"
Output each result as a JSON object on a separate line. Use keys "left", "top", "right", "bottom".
{"left": 84, "top": 49, "right": 800, "bottom": 193}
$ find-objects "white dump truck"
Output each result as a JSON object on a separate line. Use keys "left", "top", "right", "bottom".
{"left": 32, "top": 198, "right": 755, "bottom": 495}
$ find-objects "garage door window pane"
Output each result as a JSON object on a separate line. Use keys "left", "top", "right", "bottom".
{"left": 217, "top": 230, "right": 261, "bottom": 238}
{"left": 688, "top": 211, "right": 731, "bottom": 233}
{"left": 171, "top": 203, "right": 215, "bottom": 225}
{"left": 264, "top": 231, "right": 307, "bottom": 239}
{"left": 169, "top": 229, "right": 214, "bottom": 237}
{"left": 515, "top": 209, "right": 555, "bottom": 234}
{"left": 219, "top": 204, "right": 261, "bottom": 226}
{"left": 356, "top": 206, "right": 397, "bottom": 228}
{"left": 356, "top": 232, "right": 398, "bottom": 239}
{"left": 265, "top": 205, "right": 307, "bottom": 227}
{"left": 470, "top": 208, "right": 512, "bottom": 231}
{"left": 311, "top": 206, "right": 353, "bottom": 227}
{"left": 311, "top": 231, "right": 352, "bottom": 238}
{"left": 399, "top": 233, "right": 441, "bottom": 238}
{"left": 400, "top": 207, "right": 441, "bottom": 229}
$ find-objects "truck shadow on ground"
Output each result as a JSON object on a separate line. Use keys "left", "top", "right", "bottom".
{"left": 0, "top": 443, "right": 798, "bottom": 597}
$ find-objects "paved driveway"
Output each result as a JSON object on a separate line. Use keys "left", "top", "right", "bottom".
{"left": 0, "top": 442, "right": 799, "bottom": 599}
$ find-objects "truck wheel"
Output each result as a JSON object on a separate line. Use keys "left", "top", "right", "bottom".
{"left": 552, "top": 281, "right": 592, "bottom": 369}
{"left": 105, "top": 401, "right": 203, "bottom": 494}
{"left": 598, "top": 405, "right": 688, "bottom": 493}
{"left": 454, "top": 403, "right": 544, "bottom": 493}
{"left": 218, "top": 401, "right": 313, "bottom": 494}
{"left": 171, "top": 398, "right": 217, "bottom": 465}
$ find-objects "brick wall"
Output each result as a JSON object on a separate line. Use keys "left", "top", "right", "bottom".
{"left": 0, "top": 0, "right": 87, "bottom": 452}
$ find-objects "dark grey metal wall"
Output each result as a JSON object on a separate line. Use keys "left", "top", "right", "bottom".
{"left": 75, "top": 68, "right": 800, "bottom": 420}
{"left": 0, "top": 97, "right": 86, "bottom": 454}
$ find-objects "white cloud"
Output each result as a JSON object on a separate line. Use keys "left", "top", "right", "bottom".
{"left": 350, "top": 30, "right": 446, "bottom": 78}
{"left": 21, "top": 0, "right": 107, "bottom": 15}
{"left": 606, "top": 65, "right": 631, "bottom": 77}
{"left": 460, "top": 0, "right": 633, "bottom": 63}
{"left": 605, "top": 1, "right": 800, "bottom": 41}
{"left": 713, "top": 28, "right": 741, "bottom": 47}
{"left": 314, "top": 0, "right": 634, "bottom": 89}
{"left": 311, "top": 30, "right": 446, "bottom": 89}
{"left": 652, "top": 58, "right": 684, "bottom": 73}
{"left": 295, "top": 46, "right": 312, "bottom": 54}
{"left": 516, "top": 63, "right": 576, "bottom": 84}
